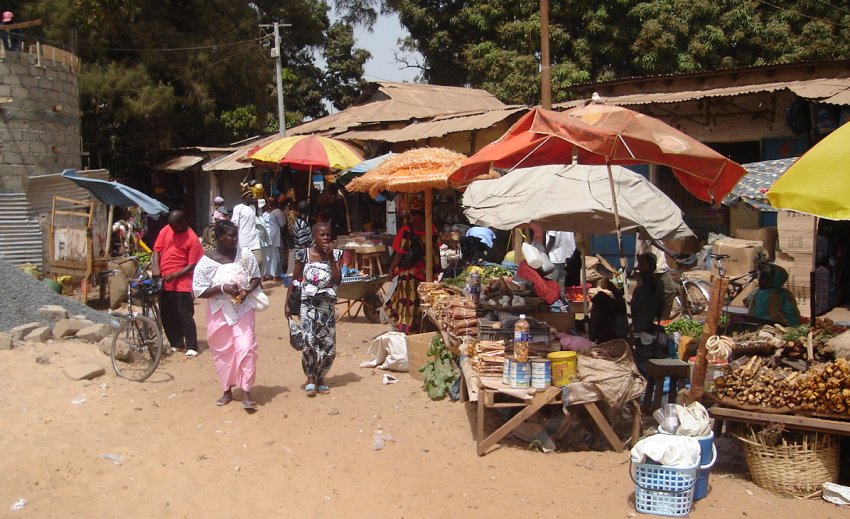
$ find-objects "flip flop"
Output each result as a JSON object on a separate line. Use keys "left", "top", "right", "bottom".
{"left": 216, "top": 394, "right": 233, "bottom": 406}
{"left": 317, "top": 385, "right": 330, "bottom": 394}
{"left": 242, "top": 400, "right": 257, "bottom": 410}
{"left": 304, "top": 383, "right": 317, "bottom": 397}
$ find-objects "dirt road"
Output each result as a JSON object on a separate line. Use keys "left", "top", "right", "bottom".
{"left": 0, "top": 282, "right": 838, "bottom": 518}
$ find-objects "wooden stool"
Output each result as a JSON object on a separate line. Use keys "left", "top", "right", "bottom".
{"left": 356, "top": 251, "right": 384, "bottom": 276}
{"left": 643, "top": 358, "right": 690, "bottom": 413}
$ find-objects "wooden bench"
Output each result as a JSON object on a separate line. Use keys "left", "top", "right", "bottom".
{"left": 709, "top": 405, "right": 850, "bottom": 437}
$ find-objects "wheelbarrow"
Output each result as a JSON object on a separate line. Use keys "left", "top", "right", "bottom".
{"left": 335, "top": 275, "right": 389, "bottom": 323}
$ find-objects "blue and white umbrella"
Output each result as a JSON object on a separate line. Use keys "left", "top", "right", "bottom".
{"left": 61, "top": 169, "right": 169, "bottom": 216}
{"left": 338, "top": 152, "right": 395, "bottom": 185}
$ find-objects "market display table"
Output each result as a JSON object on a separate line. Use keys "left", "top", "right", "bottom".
{"left": 460, "top": 358, "right": 637, "bottom": 456}
{"left": 709, "top": 405, "right": 850, "bottom": 437}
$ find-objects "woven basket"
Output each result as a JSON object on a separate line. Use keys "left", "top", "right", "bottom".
{"left": 734, "top": 426, "right": 839, "bottom": 497}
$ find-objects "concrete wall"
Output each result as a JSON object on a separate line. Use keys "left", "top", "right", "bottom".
{"left": 0, "top": 51, "right": 81, "bottom": 193}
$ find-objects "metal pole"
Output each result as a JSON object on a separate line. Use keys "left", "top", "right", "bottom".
{"left": 539, "top": 0, "right": 552, "bottom": 109}
{"left": 273, "top": 22, "right": 286, "bottom": 136}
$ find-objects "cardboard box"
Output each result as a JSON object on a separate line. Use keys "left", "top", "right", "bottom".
{"left": 662, "top": 236, "right": 701, "bottom": 254}
{"left": 733, "top": 227, "right": 778, "bottom": 260}
{"left": 775, "top": 250, "right": 813, "bottom": 290}
{"left": 711, "top": 237, "right": 766, "bottom": 279}
{"left": 406, "top": 332, "right": 438, "bottom": 381}
{"left": 777, "top": 211, "right": 816, "bottom": 252}
{"left": 685, "top": 205, "right": 729, "bottom": 236}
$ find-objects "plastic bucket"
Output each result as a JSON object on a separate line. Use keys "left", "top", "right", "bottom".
{"left": 694, "top": 432, "right": 717, "bottom": 501}
{"left": 43, "top": 278, "right": 62, "bottom": 294}
{"left": 548, "top": 351, "right": 577, "bottom": 387}
{"left": 530, "top": 358, "right": 551, "bottom": 389}
{"left": 509, "top": 360, "right": 530, "bottom": 389}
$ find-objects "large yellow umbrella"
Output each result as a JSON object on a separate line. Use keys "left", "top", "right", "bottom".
{"left": 346, "top": 148, "right": 467, "bottom": 281}
{"left": 766, "top": 122, "right": 850, "bottom": 220}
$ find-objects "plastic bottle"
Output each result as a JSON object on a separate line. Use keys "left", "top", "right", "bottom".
{"left": 513, "top": 314, "right": 530, "bottom": 362}
{"left": 466, "top": 270, "right": 481, "bottom": 305}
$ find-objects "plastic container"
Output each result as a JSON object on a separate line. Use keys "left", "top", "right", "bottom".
{"left": 513, "top": 314, "right": 530, "bottom": 362}
{"left": 687, "top": 356, "right": 729, "bottom": 393}
{"left": 631, "top": 458, "right": 700, "bottom": 517}
{"left": 693, "top": 432, "right": 717, "bottom": 500}
{"left": 548, "top": 350, "right": 577, "bottom": 387}
{"left": 465, "top": 271, "right": 481, "bottom": 305}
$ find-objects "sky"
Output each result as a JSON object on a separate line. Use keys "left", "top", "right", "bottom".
{"left": 353, "top": 12, "right": 422, "bottom": 84}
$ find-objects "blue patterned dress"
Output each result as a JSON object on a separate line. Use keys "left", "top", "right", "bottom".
{"left": 295, "top": 248, "right": 343, "bottom": 379}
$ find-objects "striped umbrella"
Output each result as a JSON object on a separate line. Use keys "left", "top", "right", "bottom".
{"left": 247, "top": 135, "right": 364, "bottom": 171}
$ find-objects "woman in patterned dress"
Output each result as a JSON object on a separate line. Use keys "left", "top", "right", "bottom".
{"left": 285, "top": 222, "right": 343, "bottom": 397}
{"left": 385, "top": 210, "right": 439, "bottom": 334}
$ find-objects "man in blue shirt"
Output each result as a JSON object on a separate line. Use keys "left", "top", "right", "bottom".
{"left": 465, "top": 226, "right": 496, "bottom": 262}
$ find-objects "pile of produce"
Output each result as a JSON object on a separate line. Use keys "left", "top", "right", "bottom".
{"left": 663, "top": 317, "right": 704, "bottom": 338}
{"left": 418, "top": 283, "right": 477, "bottom": 337}
{"left": 714, "top": 357, "right": 850, "bottom": 415}
{"left": 421, "top": 334, "right": 457, "bottom": 400}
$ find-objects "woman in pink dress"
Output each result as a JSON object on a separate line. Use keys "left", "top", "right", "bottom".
{"left": 193, "top": 220, "right": 262, "bottom": 410}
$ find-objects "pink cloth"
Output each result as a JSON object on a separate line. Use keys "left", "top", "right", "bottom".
{"left": 206, "top": 304, "right": 257, "bottom": 392}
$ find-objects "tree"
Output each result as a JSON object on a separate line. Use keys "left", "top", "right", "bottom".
{"left": 383, "top": 0, "right": 850, "bottom": 104}
{"left": 15, "top": 0, "right": 374, "bottom": 175}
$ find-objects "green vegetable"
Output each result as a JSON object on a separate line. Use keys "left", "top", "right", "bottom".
{"left": 480, "top": 265, "right": 512, "bottom": 281}
{"left": 664, "top": 317, "right": 704, "bottom": 337}
{"left": 782, "top": 324, "right": 811, "bottom": 342}
{"left": 420, "top": 335, "right": 457, "bottom": 400}
{"left": 444, "top": 270, "right": 470, "bottom": 289}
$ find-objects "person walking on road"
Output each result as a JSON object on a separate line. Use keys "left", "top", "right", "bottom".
{"left": 286, "top": 222, "right": 342, "bottom": 397}
{"left": 192, "top": 220, "right": 262, "bottom": 410}
{"left": 152, "top": 210, "right": 204, "bottom": 357}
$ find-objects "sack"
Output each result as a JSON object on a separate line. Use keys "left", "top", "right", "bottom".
{"left": 250, "top": 289, "right": 270, "bottom": 312}
{"left": 399, "top": 230, "right": 424, "bottom": 269}
{"left": 359, "top": 331, "right": 408, "bottom": 371}
{"left": 287, "top": 286, "right": 302, "bottom": 315}
{"left": 287, "top": 317, "right": 305, "bottom": 351}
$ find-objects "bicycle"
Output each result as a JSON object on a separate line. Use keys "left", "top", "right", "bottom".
{"left": 102, "top": 266, "right": 165, "bottom": 382}
{"left": 668, "top": 268, "right": 712, "bottom": 319}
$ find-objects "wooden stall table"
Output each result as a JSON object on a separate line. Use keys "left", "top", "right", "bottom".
{"left": 459, "top": 358, "right": 638, "bottom": 456}
{"left": 709, "top": 405, "right": 850, "bottom": 437}
{"left": 354, "top": 244, "right": 387, "bottom": 276}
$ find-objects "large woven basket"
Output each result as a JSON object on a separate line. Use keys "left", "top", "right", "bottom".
{"left": 734, "top": 426, "right": 839, "bottom": 498}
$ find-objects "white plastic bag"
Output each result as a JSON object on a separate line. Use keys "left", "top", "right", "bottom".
{"left": 360, "top": 331, "right": 409, "bottom": 372}
{"left": 675, "top": 401, "right": 712, "bottom": 437}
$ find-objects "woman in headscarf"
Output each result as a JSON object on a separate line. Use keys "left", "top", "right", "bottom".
{"left": 192, "top": 220, "right": 262, "bottom": 410}
{"left": 285, "top": 222, "right": 343, "bottom": 397}
{"left": 747, "top": 263, "right": 801, "bottom": 326}
{"left": 385, "top": 209, "right": 439, "bottom": 334}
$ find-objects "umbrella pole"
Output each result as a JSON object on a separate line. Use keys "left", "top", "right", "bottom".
{"left": 578, "top": 233, "right": 589, "bottom": 318}
{"left": 307, "top": 166, "right": 312, "bottom": 202}
{"left": 425, "top": 189, "right": 434, "bottom": 282}
{"left": 606, "top": 162, "right": 633, "bottom": 339}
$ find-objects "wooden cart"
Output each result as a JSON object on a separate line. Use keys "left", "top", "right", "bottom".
{"left": 46, "top": 196, "right": 107, "bottom": 301}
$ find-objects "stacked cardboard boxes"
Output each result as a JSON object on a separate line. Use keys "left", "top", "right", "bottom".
{"left": 774, "top": 211, "right": 816, "bottom": 315}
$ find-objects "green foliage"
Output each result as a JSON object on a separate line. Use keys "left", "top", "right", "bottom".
{"left": 664, "top": 317, "right": 704, "bottom": 338}
{"left": 385, "top": 0, "right": 850, "bottom": 105}
{"left": 420, "top": 334, "right": 457, "bottom": 400}
{"left": 220, "top": 105, "right": 260, "bottom": 140}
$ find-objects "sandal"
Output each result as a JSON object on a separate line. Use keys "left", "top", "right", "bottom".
{"left": 317, "top": 385, "right": 330, "bottom": 394}
{"left": 304, "top": 383, "right": 317, "bottom": 397}
{"left": 216, "top": 393, "right": 233, "bottom": 406}
{"left": 242, "top": 400, "right": 257, "bottom": 410}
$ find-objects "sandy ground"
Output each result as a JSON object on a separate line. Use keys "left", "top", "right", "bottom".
{"left": 0, "top": 282, "right": 846, "bottom": 518}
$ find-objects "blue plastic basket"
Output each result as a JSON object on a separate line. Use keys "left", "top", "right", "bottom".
{"left": 630, "top": 459, "right": 699, "bottom": 517}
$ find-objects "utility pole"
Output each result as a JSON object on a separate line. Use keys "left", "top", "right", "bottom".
{"left": 260, "top": 21, "right": 291, "bottom": 136}
{"left": 539, "top": 0, "right": 551, "bottom": 110}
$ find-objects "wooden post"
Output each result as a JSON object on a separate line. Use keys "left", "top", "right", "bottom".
{"left": 539, "top": 0, "right": 551, "bottom": 110}
{"left": 513, "top": 226, "right": 524, "bottom": 264}
{"left": 104, "top": 205, "right": 114, "bottom": 258}
{"left": 424, "top": 189, "right": 434, "bottom": 282}
{"left": 687, "top": 276, "right": 729, "bottom": 404}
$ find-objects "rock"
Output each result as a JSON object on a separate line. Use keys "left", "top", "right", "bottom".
{"left": 24, "top": 326, "right": 52, "bottom": 342}
{"left": 99, "top": 336, "right": 130, "bottom": 362}
{"left": 10, "top": 322, "right": 41, "bottom": 341}
{"left": 63, "top": 363, "right": 105, "bottom": 381}
{"left": 53, "top": 319, "right": 94, "bottom": 339}
{"left": 71, "top": 314, "right": 88, "bottom": 320}
{"left": 37, "top": 304, "right": 69, "bottom": 322}
{"left": 35, "top": 355, "right": 50, "bottom": 365}
{"left": 76, "top": 324, "right": 111, "bottom": 343}
{"left": 0, "top": 333, "right": 12, "bottom": 350}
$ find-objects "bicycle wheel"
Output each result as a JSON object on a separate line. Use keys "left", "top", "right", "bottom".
{"left": 669, "top": 294, "right": 685, "bottom": 319}
{"left": 111, "top": 315, "right": 163, "bottom": 382}
{"left": 362, "top": 294, "right": 383, "bottom": 323}
{"left": 684, "top": 281, "right": 711, "bottom": 319}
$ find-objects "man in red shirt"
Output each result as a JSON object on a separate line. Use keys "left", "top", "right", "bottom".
{"left": 152, "top": 211, "right": 204, "bottom": 357}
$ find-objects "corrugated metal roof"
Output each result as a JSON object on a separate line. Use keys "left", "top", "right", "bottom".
{"left": 0, "top": 193, "right": 42, "bottom": 265}
{"left": 202, "top": 134, "right": 281, "bottom": 172}
{"left": 27, "top": 169, "right": 109, "bottom": 216}
{"left": 154, "top": 155, "right": 204, "bottom": 172}
{"left": 337, "top": 107, "right": 526, "bottom": 143}
{"left": 289, "top": 82, "right": 507, "bottom": 135}
{"left": 553, "top": 78, "right": 850, "bottom": 109}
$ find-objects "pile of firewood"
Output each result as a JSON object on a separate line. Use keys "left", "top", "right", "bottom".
{"left": 431, "top": 294, "right": 477, "bottom": 337}
{"left": 714, "top": 357, "right": 850, "bottom": 415}
{"left": 472, "top": 340, "right": 506, "bottom": 375}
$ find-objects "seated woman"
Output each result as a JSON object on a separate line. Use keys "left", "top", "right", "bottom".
{"left": 589, "top": 276, "right": 627, "bottom": 344}
{"left": 746, "top": 263, "right": 801, "bottom": 326}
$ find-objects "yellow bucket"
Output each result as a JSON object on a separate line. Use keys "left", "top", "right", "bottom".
{"left": 547, "top": 351, "right": 577, "bottom": 387}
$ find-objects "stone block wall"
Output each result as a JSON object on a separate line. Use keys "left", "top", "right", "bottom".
{"left": 0, "top": 52, "right": 81, "bottom": 193}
